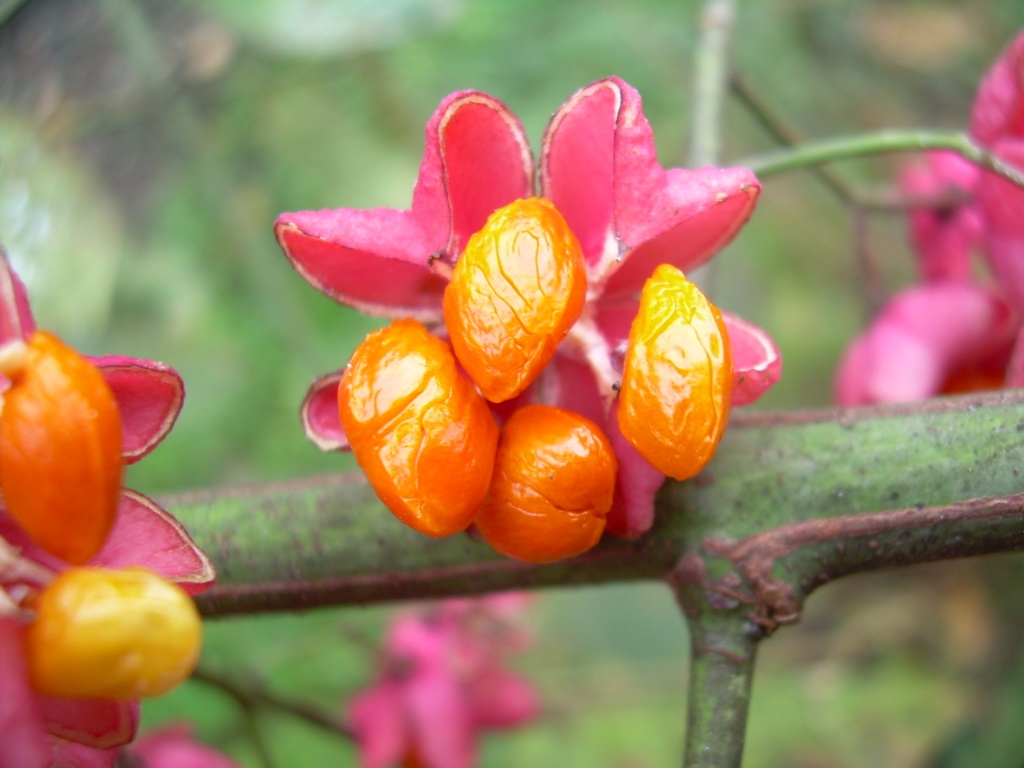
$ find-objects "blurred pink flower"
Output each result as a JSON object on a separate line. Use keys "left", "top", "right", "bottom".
{"left": 347, "top": 594, "right": 538, "bottom": 768}
{"left": 969, "top": 31, "right": 1024, "bottom": 148}
{"left": 278, "top": 77, "right": 780, "bottom": 539}
{"left": 838, "top": 31, "right": 1024, "bottom": 405}
{"left": 971, "top": 30, "right": 1024, "bottom": 314}
{"left": 899, "top": 152, "right": 981, "bottom": 283}
{"left": 0, "top": 250, "right": 215, "bottom": 768}
{"left": 125, "top": 724, "right": 242, "bottom": 768}
{"left": 835, "top": 282, "right": 1016, "bottom": 405}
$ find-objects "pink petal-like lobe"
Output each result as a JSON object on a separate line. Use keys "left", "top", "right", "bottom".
{"left": 604, "top": 403, "right": 666, "bottom": 539}
{"left": 467, "top": 667, "right": 539, "bottom": 729}
{"left": 276, "top": 91, "right": 532, "bottom": 321}
{"left": 836, "top": 323, "right": 941, "bottom": 405}
{"left": 0, "top": 618, "right": 50, "bottom": 768}
{"left": 39, "top": 698, "right": 138, "bottom": 750}
{"left": 540, "top": 77, "right": 761, "bottom": 297}
{"left": 540, "top": 79, "right": 617, "bottom": 266}
{"left": 721, "top": 312, "right": 783, "bottom": 406}
{"left": 0, "top": 245, "right": 36, "bottom": 347}
{"left": 300, "top": 371, "right": 349, "bottom": 451}
{"left": 93, "top": 357, "right": 184, "bottom": 463}
{"left": 601, "top": 167, "right": 760, "bottom": 298}
{"left": 423, "top": 91, "right": 534, "bottom": 257}
{"left": 44, "top": 740, "right": 119, "bottom": 768}
{"left": 408, "top": 665, "right": 475, "bottom": 768}
{"left": 92, "top": 490, "right": 216, "bottom": 595}
{"left": 275, "top": 214, "right": 449, "bottom": 321}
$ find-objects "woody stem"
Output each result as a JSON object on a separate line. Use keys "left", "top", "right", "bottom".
{"left": 678, "top": 613, "right": 759, "bottom": 768}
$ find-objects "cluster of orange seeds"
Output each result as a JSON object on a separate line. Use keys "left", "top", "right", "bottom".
{"left": 0, "top": 331, "right": 200, "bottom": 700}
{"left": 339, "top": 198, "right": 733, "bottom": 563}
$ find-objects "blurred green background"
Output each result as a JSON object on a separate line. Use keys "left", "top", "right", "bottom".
{"left": 2, "top": 0, "right": 1024, "bottom": 765}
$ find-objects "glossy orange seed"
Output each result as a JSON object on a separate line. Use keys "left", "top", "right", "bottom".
{"left": 338, "top": 319, "right": 499, "bottom": 537}
{"left": 443, "top": 197, "right": 587, "bottom": 403}
{"left": 474, "top": 404, "right": 616, "bottom": 563}
{"left": 26, "top": 566, "right": 202, "bottom": 699}
{"left": 617, "top": 265, "right": 732, "bottom": 481}
{"left": 0, "top": 331, "right": 123, "bottom": 564}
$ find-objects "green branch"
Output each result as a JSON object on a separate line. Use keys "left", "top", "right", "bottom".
{"left": 167, "top": 391, "right": 1024, "bottom": 768}
{"left": 172, "top": 390, "right": 1024, "bottom": 617}
{"left": 739, "top": 130, "right": 1024, "bottom": 190}
{"left": 675, "top": 613, "right": 759, "bottom": 768}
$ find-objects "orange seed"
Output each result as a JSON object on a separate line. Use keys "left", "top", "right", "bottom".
{"left": 0, "top": 331, "right": 123, "bottom": 564}
{"left": 617, "top": 265, "right": 732, "bottom": 481}
{"left": 338, "top": 319, "right": 499, "bottom": 537}
{"left": 443, "top": 198, "right": 586, "bottom": 403}
{"left": 474, "top": 404, "right": 616, "bottom": 563}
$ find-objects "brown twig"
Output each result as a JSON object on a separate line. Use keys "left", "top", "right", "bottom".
{"left": 701, "top": 493, "right": 1024, "bottom": 631}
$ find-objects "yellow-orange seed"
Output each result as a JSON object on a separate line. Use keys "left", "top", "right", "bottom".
{"left": 443, "top": 198, "right": 586, "bottom": 403}
{"left": 617, "top": 265, "right": 732, "bottom": 481}
{"left": 26, "top": 567, "right": 202, "bottom": 700}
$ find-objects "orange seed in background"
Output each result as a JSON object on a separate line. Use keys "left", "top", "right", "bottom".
{"left": 338, "top": 319, "right": 499, "bottom": 537}
{"left": 0, "top": 331, "right": 123, "bottom": 564}
{"left": 443, "top": 198, "right": 586, "bottom": 403}
{"left": 474, "top": 404, "right": 616, "bottom": 563}
{"left": 617, "top": 264, "right": 732, "bottom": 481}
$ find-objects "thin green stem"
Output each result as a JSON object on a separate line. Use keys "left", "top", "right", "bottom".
{"left": 680, "top": 614, "right": 759, "bottom": 768}
{"left": 729, "top": 71, "right": 853, "bottom": 203}
{"left": 190, "top": 665, "right": 356, "bottom": 741}
{"left": 851, "top": 205, "right": 885, "bottom": 319}
{"left": 687, "top": 0, "right": 737, "bottom": 296}
{"left": 241, "top": 710, "right": 277, "bottom": 768}
{"left": 688, "top": 0, "right": 737, "bottom": 168}
{"left": 187, "top": 668, "right": 277, "bottom": 767}
{"left": 740, "top": 130, "right": 1024, "bottom": 190}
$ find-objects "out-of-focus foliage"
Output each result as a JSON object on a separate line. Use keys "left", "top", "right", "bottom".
{"left": 2, "top": 0, "right": 1024, "bottom": 766}
{"left": 198, "top": 0, "right": 462, "bottom": 57}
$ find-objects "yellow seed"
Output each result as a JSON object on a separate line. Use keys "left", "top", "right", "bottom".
{"left": 26, "top": 567, "right": 202, "bottom": 700}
